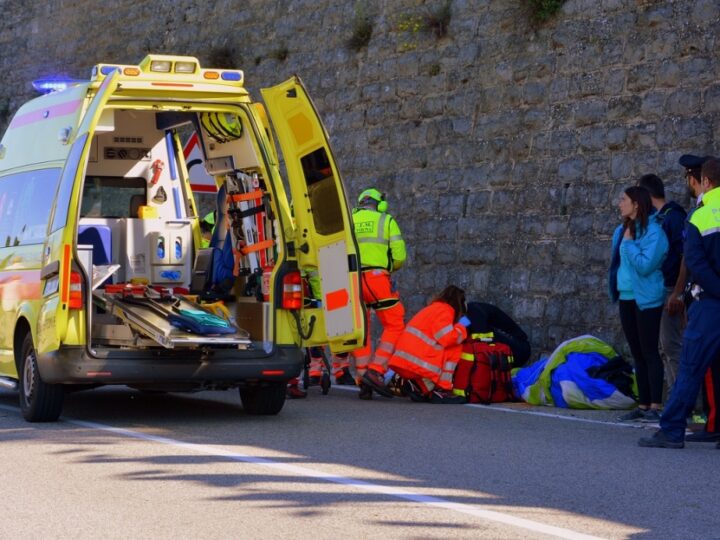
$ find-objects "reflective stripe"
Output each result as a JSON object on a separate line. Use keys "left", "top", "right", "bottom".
{"left": 443, "top": 361, "right": 458, "bottom": 371}
{"left": 439, "top": 372, "right": 454, "bottom": 382}
{"left": 393, "top": 350, "right": 441, "bottom": 375}
{"left": 407, "top": 326, "right": 443, "bottom": 350}
{"left": 358, "top": 237, "right": 389, "bottom": 244}
{"left": 453, "top": 388, "right": 466, "bottom": 397}
{"left": 471, "top": 332, "right": 494, "bottom": 341}
{"left": 377, "top": 213, "right": 387, "bottom": 241}
{"left": 456, "top": 329, "right": 464, "bottom": 344}
{"left": 388, "top": 235, "right": 403, "bottom": 242}
{"left": 700, "top": 226, "right": 720, "bottom": 237}
{"left": 460, "top": 353, "right": 474, "bottom": 361}
{"left": 377, "top": 341, "right": 395, "bottom": 353}
{"left": 434, "top": 325, "right": 454, "bottom": 341}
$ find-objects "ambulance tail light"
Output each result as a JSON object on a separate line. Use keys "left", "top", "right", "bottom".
{"left": 68, "top": 271, "right": 83, "bottom": 310}
{"left": 123, "top": 67, "right": 140, "bottom": 76}
{"left": 203, "top": 71, "right": 220, "bottom": 80}
{"left": 175, "top": 61, "right": 197, "bottom": 74}
{"left": 282, "top": 271, "right": 303, "bottom": 310}
{"left": 150, "top": 60, "right": 172, "bottom": 73}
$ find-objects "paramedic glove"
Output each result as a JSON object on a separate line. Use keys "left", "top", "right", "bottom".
{"left": 459, "top": 316, "right": 471, "bottom": 327}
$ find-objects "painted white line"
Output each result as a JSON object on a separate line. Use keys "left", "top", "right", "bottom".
{"left": 331, "top": 385, "right": 648, "bottom": 430}
{"left": 0, "top": 403, "right": 606, "bottom": 540}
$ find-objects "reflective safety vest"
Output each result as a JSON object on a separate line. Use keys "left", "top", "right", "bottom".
{"left": 686, "top": 186, "right": 720, "bottom": 301}
{"left": 389, "top": 301, "right": 467, "bottom": 388}
{"left": 353, "top": 208, "right": 406, "bottom": 271}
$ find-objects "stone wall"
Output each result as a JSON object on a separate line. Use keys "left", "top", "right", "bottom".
{"left": 1, "top": 0, "right": 719, "bottom": 357}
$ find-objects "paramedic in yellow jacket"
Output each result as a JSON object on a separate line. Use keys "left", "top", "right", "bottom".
{"left": 334, "top": 188, "right": 407, "bottom": 399}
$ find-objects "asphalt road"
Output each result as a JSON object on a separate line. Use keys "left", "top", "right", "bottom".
{"left": 0, "top": 385, "right": 718, "bottom": 539}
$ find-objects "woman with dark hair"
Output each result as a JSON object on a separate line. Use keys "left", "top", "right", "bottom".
{"left": 388, "top": 285, "right": 471, "bottom": 403}
{"left": 608, "top": 185, "right": 669, "bottom": 422}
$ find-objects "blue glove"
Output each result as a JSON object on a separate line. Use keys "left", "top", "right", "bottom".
{"left": 459, "top": 315, "right": 471, "bottom": 327}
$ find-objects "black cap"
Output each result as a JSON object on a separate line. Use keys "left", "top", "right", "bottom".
{"left": 678, "top": 154, "right": 712, "bottom": 170}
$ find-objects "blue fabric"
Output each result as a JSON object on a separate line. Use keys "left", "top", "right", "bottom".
{"left": 512, "top": 357, "right": 547, "bottom": 400}
{"left": 212, "top": 239, "right": 235, "bottom": 285}
{"left": 685, "top": 188, "right": 720, "bottom": 300}
{"left": 660, "top": 299, "right": 720, "bottom": 441}
{"left": 608, "top": 214, "right": 668, "bottom": 310}
{"left": 655, "top": 202, "right": 687, "bottom": 287}
{"left": 78, "top": 225, "right": 112, "bottom": 266}
{"left": 549, "top": 352, "right": 623, "bottom": 407}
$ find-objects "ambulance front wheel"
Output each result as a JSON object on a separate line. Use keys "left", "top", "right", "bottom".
{"left": 239, "top": 382, "right": 286, "bottom": 415}
{"left": 18, "top": 333, "right": 64, "bottom": 422}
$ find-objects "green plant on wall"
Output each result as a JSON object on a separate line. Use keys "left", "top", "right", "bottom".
{"left": 396, "top": 1, "right": 452, "bottom": 51}
{"left": 525, "top": 0, "right": 566, "bottom": 23}
{"left": 347, "top": 2, "right": 373, "bottom": 51}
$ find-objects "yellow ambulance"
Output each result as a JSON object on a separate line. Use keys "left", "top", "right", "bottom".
{"left": 0, "top": 54, "right": 365, "bottom": 421}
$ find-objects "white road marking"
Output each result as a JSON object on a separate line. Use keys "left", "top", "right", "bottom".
{"left": 0, "top": 402, "right": 606, "bottom": 540}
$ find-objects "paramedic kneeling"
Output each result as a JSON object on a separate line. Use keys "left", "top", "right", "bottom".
{"left": 388, "top": 285, "right": 470, "bottom": 404}
{"left": 640, "top": 158, "right": 720, "bottom": 449}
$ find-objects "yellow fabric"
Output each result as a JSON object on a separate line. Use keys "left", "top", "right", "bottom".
{"left": 353, "top": 208, "right": 406, "bottom": 271}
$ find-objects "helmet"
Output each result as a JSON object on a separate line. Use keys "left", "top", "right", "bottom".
{"left": 200, "top": 112, "right": 243, "bottom": 143}
{"left": 357, "top": 188, "right": 388, "bottom": 213}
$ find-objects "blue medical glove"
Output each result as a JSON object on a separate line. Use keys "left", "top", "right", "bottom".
{"left": 459, "top": 315, "right": 471, "bottom": 327}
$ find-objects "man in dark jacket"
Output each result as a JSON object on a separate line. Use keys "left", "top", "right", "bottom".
{"left": 466, "top": 302, "right": 531, "bottom": 367}
{"left": 636, "top": 174, "right": 686, "bottom": 392}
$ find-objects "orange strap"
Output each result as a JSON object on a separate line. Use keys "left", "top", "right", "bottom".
{"left": 240, "top": 239, "right": 274, "bottom": 255}
{"left": 228, "top": 192, "right": 263, "bottom": 203}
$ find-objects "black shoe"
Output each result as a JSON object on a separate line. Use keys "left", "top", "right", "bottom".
{"left": 286, "top": 385, "right": 307, "bottom": 399}
{"left": 307, "top": 375, "right": 321, "bottom": 387}
{"left": 335, "top": 368, "right": 356, "bottom": 386}
{"left": 429, "top": 389, "right": 467, "bottom": 404}
{"left": 361, "top": 369, "right": 394, "bottom": 398}
{"left": 402, "top": 379, "right": 429, "bottom": 402}
{"left": 358, "top": 382, "right": 373, "bottom": 400}
{"left": 638, "top": 430, "right": 684, "bottom": 449}
{"left": 686, "top": 430, "right": 720, "bottom": 443}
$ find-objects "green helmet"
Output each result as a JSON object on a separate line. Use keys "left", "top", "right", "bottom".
{"left": 200, "top": 112, "right": 243, "bottom": 143}
{"left": 358, "top": 188, "right": 387, "bottom": 212}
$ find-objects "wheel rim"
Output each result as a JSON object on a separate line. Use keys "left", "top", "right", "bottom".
{"left": 22, "top": 350, "right": 36, "bottom": 406}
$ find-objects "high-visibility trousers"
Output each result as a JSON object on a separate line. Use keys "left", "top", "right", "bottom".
{"left": 333, "top": 269, "right": 405, "bottom": 377}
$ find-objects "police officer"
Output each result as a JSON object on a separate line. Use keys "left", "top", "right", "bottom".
{"left": 333, "top": 188, "right": 406, "bottom": 399}
{"left": 639, "top": 157, "right": 720, "bottom": 449}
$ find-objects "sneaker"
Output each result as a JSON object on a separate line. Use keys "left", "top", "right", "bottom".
{"left": 358, "top": 382, "right": 373, "bottom": 400}
{"left": 638, "top": 430, "right": 684, "bottom": 449}
{"left": 640, "top": 409, "right": 662, "bottom": 423}
{"left": 429, "top": 389, "right": 467, "bottom": 404}
{"left": 617, "top": 408, "right": 646, "bottom": 422}
{"left": 335, "top": 368, "right": 356, "bottom": 386}
{"left": 361, "top": 369, "right": 394, "bottom": 398}
{"left": 402, "top": 379, "right": 429, "bottom": 402}
{"left": 286, "top": 385, "right": 307, "bottom": 399}
{"left": 685, "top": 430, "right": 720, "bottom": 443}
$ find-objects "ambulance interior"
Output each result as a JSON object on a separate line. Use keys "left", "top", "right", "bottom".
{"left": 79, "top": 108, "right": 275, "bottom": 350}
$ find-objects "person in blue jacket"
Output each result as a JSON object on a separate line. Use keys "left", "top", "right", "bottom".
{"left": 608, "top": 185, "right": 669, "bottom": 423}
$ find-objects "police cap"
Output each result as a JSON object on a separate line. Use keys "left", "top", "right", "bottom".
{"left": 678, "top": 154, "right": 712, "bottom": 171}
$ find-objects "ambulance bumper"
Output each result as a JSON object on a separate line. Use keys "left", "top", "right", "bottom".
{"left": 37, "top": 345, "right": 304, "bottom": 385}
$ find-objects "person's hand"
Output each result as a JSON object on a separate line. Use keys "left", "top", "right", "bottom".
{"left": 458, "top": 315, "right": 471, "bottom": 327}
{"left": 666, "top": 295, "right": 685, "bottom": 317}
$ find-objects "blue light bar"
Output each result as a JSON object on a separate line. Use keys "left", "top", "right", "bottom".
{"left": 31, "top": 77, "right": 85, "bottom": 94}
{"left": 100, "top": 65, "right": 120, "bottom": 75}
{"left": 221, "top": 71, "right": 242, "bottom": 81}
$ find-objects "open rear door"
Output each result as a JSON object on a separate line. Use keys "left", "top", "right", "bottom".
{"left": 38, "top": 71, "right": 120, "bottom": 354}
{"left": 260, "top": 77, "right": 364, "bottom": 353}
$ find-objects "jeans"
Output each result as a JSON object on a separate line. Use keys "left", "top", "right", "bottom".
{"left": 659, "top": 288, "right": 685, "bottom": 393}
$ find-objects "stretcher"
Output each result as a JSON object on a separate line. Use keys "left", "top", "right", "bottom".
{"left": 93, "top": 285, "right": 251, "bottom": 349}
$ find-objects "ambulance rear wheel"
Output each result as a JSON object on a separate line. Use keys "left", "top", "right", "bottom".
{"left": 18, "top": 333, "right": 64, "bottom": 422}
{"left": 239, "top": 382, "right": 286, "bottom": 415}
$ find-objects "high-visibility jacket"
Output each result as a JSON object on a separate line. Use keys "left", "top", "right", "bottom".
{"left": 353, "top": 208, "right": 406, "bottom": 271}
{"left": 388, "top": 301, "right": 467, "bottom": 390}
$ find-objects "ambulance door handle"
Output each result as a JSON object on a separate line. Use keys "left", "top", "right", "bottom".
{"left": 41, "top": 260, "right": 60, "bottom": 279}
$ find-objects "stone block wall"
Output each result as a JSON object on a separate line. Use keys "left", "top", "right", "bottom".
{"left": 1, "top": 0, "right": 719, "bottom": 357}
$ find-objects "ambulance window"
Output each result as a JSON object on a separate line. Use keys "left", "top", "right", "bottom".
{"left": 51, "top": 133, "right": 87, "bottom": 233}
{"left": 300, "top": 147, "right": 342, "bottom": 236}
{"left": 80, "top": 176, "right": 146, "bottom": 218}
{"left": 0, "top": 168, "right": 62, "bottom": 247}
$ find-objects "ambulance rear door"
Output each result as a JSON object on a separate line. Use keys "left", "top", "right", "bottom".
{"left": 38, "top": 71, "right": 120, "bottom": 354}
{"left": 260, "top": 77, "right": 365, "bottom": 353}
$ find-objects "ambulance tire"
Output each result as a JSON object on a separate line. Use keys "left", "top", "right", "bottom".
{"left": 239, "top": 382, "right": 286, "bottom": 415}
{"left": 18, "top": 333, "right": 64, "bottom": 422}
